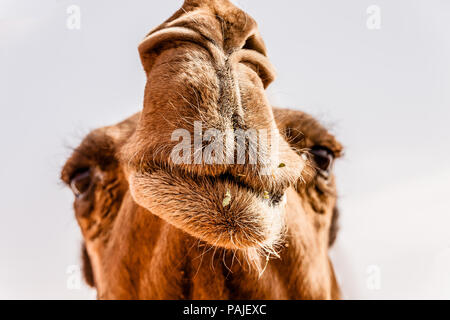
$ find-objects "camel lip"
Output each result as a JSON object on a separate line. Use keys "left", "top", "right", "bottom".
{"left": 142, "top": 161, "right": 286, "bottom": 207}
{"left": 215, "top": 172, "right": 285, "bottom": 207}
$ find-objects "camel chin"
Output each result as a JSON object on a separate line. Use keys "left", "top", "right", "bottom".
{"left": 129, "top": 169, "right": 287, "bottom": 253}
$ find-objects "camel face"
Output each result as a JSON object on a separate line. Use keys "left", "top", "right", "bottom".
{"left": 121, "top": 0, "right": 312, "bottom": 252}
{"left": 61, "top": 0, "right": 343, "bottom": 299}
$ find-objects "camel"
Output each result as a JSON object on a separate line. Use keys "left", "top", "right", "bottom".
{"left": 61, "top": 0, "right": 343, "bottom": 299}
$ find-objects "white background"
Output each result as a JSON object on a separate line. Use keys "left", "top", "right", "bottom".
{"left": 1, "top": 0, "right": 449, "bottom": 299}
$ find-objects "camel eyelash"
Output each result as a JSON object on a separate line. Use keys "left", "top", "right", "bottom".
{"left": 69, "top": 167, "right": 91, "bottom": 182}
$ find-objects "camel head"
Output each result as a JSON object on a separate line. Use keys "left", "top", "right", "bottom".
{"left": 61, "top": 0, "right": 343, "bottom": 299}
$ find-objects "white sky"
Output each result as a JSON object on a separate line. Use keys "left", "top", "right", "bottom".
{"left": 0, "top": 0, "right": 449, "bottom": 299}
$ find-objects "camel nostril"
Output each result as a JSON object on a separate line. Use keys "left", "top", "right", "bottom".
{"left": 242, "top": 35, "right": 266, "bottom": 56}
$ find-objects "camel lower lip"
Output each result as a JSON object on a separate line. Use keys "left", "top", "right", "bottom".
{"left": 129, "top": 166, "right": 287, "bottom": 250}
{"left": 215, "top": 172, "right": 285, "bottom": 206}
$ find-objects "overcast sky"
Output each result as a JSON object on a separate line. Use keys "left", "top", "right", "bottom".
{"left": 1, "top": 0, "right": 449, "bottom": 299}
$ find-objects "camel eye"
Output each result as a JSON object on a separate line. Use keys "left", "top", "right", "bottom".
{"left": 310, "top": 147, "right": 334, "bottom": 174}
{"left": 70, "top": 169, "right": 92, "bottom": 198}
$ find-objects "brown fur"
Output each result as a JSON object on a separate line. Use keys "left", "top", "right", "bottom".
{"left": 61, "top": 0, "right": 343, "bottom": 299}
